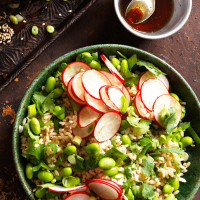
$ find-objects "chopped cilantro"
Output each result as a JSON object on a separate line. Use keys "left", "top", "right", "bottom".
{"left": 128, "top": 54, "right": 137, "bottom": 70}
{"left": 130, "top": 144, "right": 140, "bottom": 154}
{"left": 123, "top": 76, "right": 140, "bottom": 86}
{"left": 142, "top": 157, "right": 154, "bottom": 177}
{"left": 124, "top": 166, "right": 132, "bottom": 178}
{"left": 72, "top": 155, "right": 85, "bottom": 172}
{"left": 150, "top": 147, "right": 185, "bottom": 155}
{"left": 142, "top": 182, "right": 155, "bottom": 199}
{"left": 44, "top": 142, "right": 57, "bottom": 158}
{"left": 165, "top": 107, "right": 177, "bottom": 133}
{"left": 138, "top": 135, "right": 152, "bottom": 146}
{"left": 42, "top": 92, "right": 55, "bottom": 113}
{"left": 111, "top": 135, "right": 117, "bottom": 148}
{"left": 105, "top": 147, "right": 127, "bottom": 160}
{"left": 27, "top": 144, "right": 45, "bottom": 161}
{"left": 85, "top": 153, "right": 104, "bottom": 171}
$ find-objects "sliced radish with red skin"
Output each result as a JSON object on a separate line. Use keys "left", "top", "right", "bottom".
{"left": 138, "top": 71, "right": 169, "bottom": 90}
{"left": 153, "top": 94, "right": 182, "bottom": 129}
{"left": 99, "top": 86, "right": 119, "bottom": 112}
{"left": 48, "top": 185, "right": 88, "bottom": 193}
{"left": 140, "top": 78, "right": 169, "bottom": 112}
{"left": 71, "top": 72, "right": 85, "bottom": 102}
{"left": 134, "top": 91, "right": 152, "bottom": 120}
{"left": 82, "top": 70, "right": 111, "bottom": 99}
{"left": 67, "top": 77, "right": 86, "bottom": 105}
{"left": 78, "top": 106, "right": 101, "bottom": 128}
{"left": 122, "top": 86, "right": 131, "bottom": 103}
{"left": 100, "top": 54, "right": 124, "bottom": 83}
{"left": 106, "top": 86, "right": 126, "bottom": 109}
{"left": 85, "top": 92, "right": 109, "bottom": 114}
{"left": 63, "top": 191, "right": 91, "bottom": 200}
{"left": 94, "top": 112, "right": 121, "bottom": 142}
{"left": 72, "top": 122, "right": 95, "bottom": 138}
{"left": 62, "top": 62, "right": 91, "bottom": 88}
{"left": 87, "top": 179, "right": 121, "bottom": 200}
{"left": 99, "top": 70, "right": 122, "bottom": 87}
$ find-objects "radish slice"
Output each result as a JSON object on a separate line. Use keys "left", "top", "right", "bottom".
{"left": 99, "top": 86, "right": 119, "bottom": 112}
{"left": 78, "top": 106, "right": 101, "bottom": 128}
{"left": 48, "top": 185, "right": 88, "bottom": 193}
{"left": 140, "top": 78, "right": 169, "bottom": 112}
{"left": 122, "top": 86, "right": 131, "bottom": 103}
{"left": 138, "top": 71, "right": 169, "bottom": 90}
{"left": 99, "top": 70, "right": 122, "bottom": 87}
{"left": 94, "top": 112, "right": 121, "bottom": 142}
{"left": 82, "top": 70, "right": 111, "bottom": 99}
{"left": 62, "top": 62, "right": 91, "bottom": 88}
{"left": 67, "top": 77, "right": 86, "bottom": 105}
{"left": 87, "top": 179, "right": 120, "bottom": 200}
{"left": 106, "top": 86, "right": 126, "bottom": 109}
{"left": 73, "top": 122, "right": 95, "bottom": 138}
{"left": 100, "top": 54, "right": 124, "bottom": 83}
{"left": 72, "top": 72, "right": 85, "bottom": 102}
{"left": 134, "top": 91, "right": 153, "bottom": 120}
{"left": 85, "top": 92, "right": 109, "bottom": 114}
{"left": 63, "top": 192, "right": 91, "bottom": 200}
{"left": 153, "top": 94, "right": 182, "bottom": 129}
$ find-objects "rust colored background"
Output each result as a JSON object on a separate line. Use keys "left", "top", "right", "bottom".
{"left": 0, "top": 0, "right": 200, "bottom": 199}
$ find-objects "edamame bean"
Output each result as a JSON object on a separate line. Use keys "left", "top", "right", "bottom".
{"left": 111, "top": 173, "right": 125, "bottom": 180}
{"left": 28, "top": 104, "right": 37, "bottom": 117}
{"left": 116, "top": 158, "right": 124, "bottom": 167}
{"left": 131, "top": 185, "right": 143, "bottom": 198}
{"left": 159, "top": 108, "right": 169, "bottom": 122}
{"left": 67, "top": 177, "right": 80, "bottom": 187}
{"left": 121, "top": 134, "right": 131, "bottom": 145}
{"left": 180, "top": 136, "right": 193, "bottom": 148}
{"left": 165, "top": 194, "right": 175, "bottom": 200}
{"left": 46, "top": 25, "right": 55, "bottom": 33}
{"left": 125, "top": 188, "right": 134, "bottom": 200}
{"left": 168, "top": 177, "right": 179, "bottom": 191}
{"left": 35, "top": 188, "right": 46, "bottom": 198}
{"left": 32, "top": 26, "right": 38, "bottom": 35}
{"left": 89, "top": 60, "right": 101, "bottom": 70}
{"left": 170, "top": 93, "right": 179, "bottom": 101}
{"left": 88, "top": 197, "right": 96, "bottom": 200}
{"left": 153, "top": 194, "right": 158, "bottom": 200}
{"left": 8, "top": 3, "right": 20, "bottom": 8}
{"left": 85, "top": 143, "right": 100, "bottom": 154}
{"left": 69, "top": 99, "right": 81, "bottom": 112}
{"left": 30, "top": 117, "right": 41, "bottom": 135}
{"left": 103, "top": 166, "right": 119, "bottom": 176}
{"left": 38, "top": 171, "right": 54, "bottom": 182}
{"left": 9, "top": 15, "right": 18, "bottom": 25}
{"left": 171, "top": 132, "right": 181, "bottom": 142}
{"left": 26, "top": 163, "right": 33, "bottom": 179}
{"left": 45, "top": 77, "right": 56, "bottom": 93}
{"left": 119, "top": 120, "right": 129, "bottom": 132}
{"left": 99, "top": 157, "right": 116, "bottom": 169}
{"left": 163, "top": 184, "right": 172, "bottom": 194}
{"left": 53, "top": 87, "right": 63, "bottom": 99}
{"left": 60, "top": 167, "right": 72, "bottom": 177}
{"left": 132, "top": 126, "right": 149, "bottom": 135}
{"left": 82, "top": 52, "right": 92, "bottom": 57}
{"left": 57, "top": 112, "right": 65, "bottom": 120}
{"left": 159, "top": 134, "right": 170, "bottom": 144}
{"left": 101, "top": 66, "right": 110, "bottom": 72}
{"left": 64, "top": 145, "right": 77, "bottom": 155}
{"left": 111, "top": 58, "right": 120, "bottom": 68}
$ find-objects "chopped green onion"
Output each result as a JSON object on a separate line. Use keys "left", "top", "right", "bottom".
{"left": 15, "top": 14, "right": 24, "bottom": 22}
{"left": 46, "top": 25, "right": 55, "bottom": 33}
{"left": 9, "top": 15, "right": 18, "bottom": 25}
{"left": 8, "top": 3, "right": 20, "bottom": 8}
{"left": 32, "top": 26, "right": 39, "bottom": 35}
{"left": 188, "top": 126, "right": 200, "bottom": 144}
{"left": 72, "top": 136, "right": 82, "bottom": 146}
{"left": 27, "top": 104, "right": 37, "bottom": 117}
{"left": 68, "top": 155, "right": 76, "bottom": 164}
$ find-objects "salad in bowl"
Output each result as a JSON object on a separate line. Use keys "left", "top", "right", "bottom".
{"left": 18, "top": 49, "right": 199, "bottom": 200}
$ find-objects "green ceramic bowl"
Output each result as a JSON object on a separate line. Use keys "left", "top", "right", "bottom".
{"left": 13, "top": 44, "right": 200, "bottom": 200}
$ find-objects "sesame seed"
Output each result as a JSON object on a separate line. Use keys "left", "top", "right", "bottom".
{"left": 42, "top": 23, "right": 45, "bottom": 26}
{"left": 59, "top": 13, "right": 62, "bottom": 16}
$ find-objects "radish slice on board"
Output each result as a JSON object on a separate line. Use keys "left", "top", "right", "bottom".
{"left": 67, "top": 77, "right": 86, "bottom": 105}
{"left": 85, "top": 92, "right": 109, "bottom": 114}
{"left": 72, "top": 72, "right": 85, "bottom": 102}
{"left": 122, "top": 86, "right": 131, "bottom": 103}
{"left": 138, "top": 71, "right": 169, "bottom": 90}
{"left": 134, "top": 91, "right": 153, "bottom": 120}
{"left": 48, "top": 185, "right": 88, "bottom": 193}
{"left": 63, "top": 192, "right": 91, "bottom": 200}
{"left": 99, "top": 86, "right": 119, "bottom": 112}
{"left": 73, "top": 122, "right": 95, "bottom": 138}
{"left": 140, "top": 78, "right": 169, "bottom": 112}
{"left": 82, "top": 70, "right": 111, "bottom": 99}
{"left": 99, "top": 70, "right": 122, "bottom": 87}
{"left": 100, "top": 54, "right": 124, "bottom": 83}
{"left": 94, "top": 112, "right": 121, "bottom": 142}
{"left": 153, "top": 94, "right": 182, "bottom": 129}
{"left": 87, "top": 179, "right": 120, "bottom": 200}
{"left": 62, "top": 62, "right": 91, "bottom": 88}
{"left": 78, "top": 106, "right": 101, "bottom": 128}
{"left": 106, "top": 86, "right": 126, "bottom": 110}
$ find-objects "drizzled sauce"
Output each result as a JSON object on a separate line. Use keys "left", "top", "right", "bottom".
{"left": 120, "top": 0, "right": 174, "bottom": 32}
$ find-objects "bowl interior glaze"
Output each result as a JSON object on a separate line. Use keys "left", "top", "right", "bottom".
{"left": 13, "top": 44, "right": 200, "bottom": 200}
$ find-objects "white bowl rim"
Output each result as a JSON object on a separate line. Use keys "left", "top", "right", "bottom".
{"left": 114, "top": 0, "right": 192, "bottom": 39}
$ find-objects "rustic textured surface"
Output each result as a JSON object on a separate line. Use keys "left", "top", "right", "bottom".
{"left": 0, "top": 0, "right": 200, "bottom": 199}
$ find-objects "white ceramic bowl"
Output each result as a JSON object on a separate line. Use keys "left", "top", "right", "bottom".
{"left": 114, "top": 0, "right": 192, "bottom": 39}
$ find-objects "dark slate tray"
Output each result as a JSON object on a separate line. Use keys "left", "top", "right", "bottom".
{"left": 0, "top": 0, "right": 98, "bottom": 92}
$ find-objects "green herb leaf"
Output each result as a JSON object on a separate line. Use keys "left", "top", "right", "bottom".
{"left": 128, "top": 54, "right": 137, "bottom": 70}
{"left": 32, "top": 98, "right": 44, "bottom": 117}
{"left": 150, "top": 147, "right": 185, "bottom": 155}
{"left": 92, "top": 52, "right": 100, "bottom": 63}
{"left": 142, "top": 157, "right": 154, "bottom": 177}
{"left": 130, "top": 144, "right": 140, "bottom": 154}
{"left": 117, "top": 51, "right": 128, "bottom": 59}
{"left": 27, "top": 144, "right": 45, "bottom": 161}
{"left": 111, "top": 135, "right": 117, "bottom": 148}
{"left": 42, "top": 92, "right": 55, "bottom": 113}
{"left": 88, "top": 124, "right": 94, "bottom": 133}
{"left": 85, "top": 153, "right": 104, "bottom": 171}
{"left": 124, "top": 166, "right": 132, "bottom": 178}
{"left": 122, "top": 179, "right": 133, "bottom": 193}
{"left": 53, "top": 117, "right": 61, "bottom": 133}
{"left": 72, "top": 155, "right": 85, "bottom": 172}
{"left": 27, "top": 120, "right": 40, "bottom": 141}
{"left": 44, "top": 142, "right": 58, "bottom": 158}
{"left": 151, "top": 170, "right": 159, "bottom": 180}
{"left": 32, "top": 91, "right": 46, "bottom": 105}
{"left": 165, "top": 107, "right": 176, "bottom": 133}
{"left": 142, "top": 182, "right": 155, "bottom": 199}
{"left": 105, "top": 147, "right": 127, "bottom": 160}
{"left": 123, "top": 76, "right": 140, "bottom": 86}
{"left": 138, "top": 135, "right": 152, "bottom": 146}
{"left": 120, "top": 96, "right": 129, "bottom": 114}
{"left": 58, "top": 63, "right": 67, "bottom": 72}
